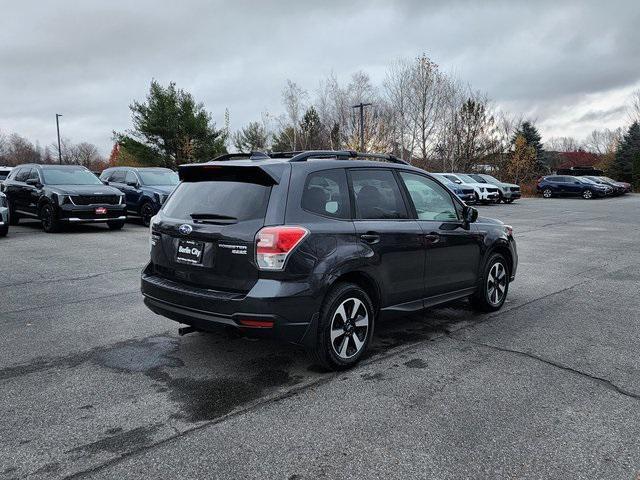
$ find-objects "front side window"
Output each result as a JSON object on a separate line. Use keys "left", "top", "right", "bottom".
{"left": 350, "top": 169, "right": 408, "bottom": 220}
{"left": 302, "top": 169, "right": 350, "bottom": 219}
{"left": 41, "top": 168, "right": 102, "bottom": 185}
{"left": 400, "top": 172, "right": 458, "bottom": 221}
{"left": 139, "top": 170, "right": 179, "bottom": 186}
{"left": 469, "top": 174, "right": 487, "bottom": 183}
{"left": 15, "top": 168, "right": 29, "bottom": 182}
{"left": 125, "top": 171, "right": 138, "bottom": 185}
{"left": 110, "top": 171, "right": 126, "bottom": 183}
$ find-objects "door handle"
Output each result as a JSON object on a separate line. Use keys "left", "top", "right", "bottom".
{"left": 360, "top": 233, "right": 380, "bottom": 244}
{"left": 424, "top": 233, "right": 440, "bottom": 244}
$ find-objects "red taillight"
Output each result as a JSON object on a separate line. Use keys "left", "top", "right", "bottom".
{"left": 256, "top": 226, "right": 309, "bottom": 270}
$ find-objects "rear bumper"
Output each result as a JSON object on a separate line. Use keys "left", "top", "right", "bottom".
{"left": 58, "top": 204, "right": 127, "bottom": 223}
{"left": 141, "top": 263, "right": 321, "bottom": 344}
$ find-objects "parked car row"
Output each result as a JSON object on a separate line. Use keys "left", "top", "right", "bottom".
{"left": 433, "top": 173, "right": 521, "bottom": 204}
{"left": 536, "top": 175, "right": 631, "bottom": 199}
{"left": 0, "top": 164, "right": 178, "bottom": 234}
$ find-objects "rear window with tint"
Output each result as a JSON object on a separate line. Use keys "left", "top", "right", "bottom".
{"left": 162, "top": 181, "right": 271, "bottom": 222}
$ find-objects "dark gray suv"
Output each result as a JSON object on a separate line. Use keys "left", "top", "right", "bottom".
{"left": 142, "top": 151, "right": 518, "bottom": 370}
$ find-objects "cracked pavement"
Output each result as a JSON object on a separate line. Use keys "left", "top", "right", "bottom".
{"left": 1, "top": 196, "right": 639, "bottom": 479}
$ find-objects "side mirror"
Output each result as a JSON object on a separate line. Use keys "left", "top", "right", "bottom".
{"left": 26, "top": 178, "right": 42, "bottom": 188}
{"left": 463, "top": 206, "right": 478, "bottom": 224}
{"left": 126, "top": 181, "right": 139, "bottom": 188}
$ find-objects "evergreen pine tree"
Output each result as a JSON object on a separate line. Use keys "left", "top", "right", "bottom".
{"left": 610, "top": 122, "right": 640, "bottom": 188}
{"left": 512, "top": 121, "right": 546, "bottom": 172}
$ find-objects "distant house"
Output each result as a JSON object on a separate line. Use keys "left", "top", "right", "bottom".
{"left": 555, "top": 151, "right": 601, "bottom": 170}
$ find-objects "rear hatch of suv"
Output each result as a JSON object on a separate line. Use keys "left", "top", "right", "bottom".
{"left": 149, "top": 163, "right": 285, "bottom": 295}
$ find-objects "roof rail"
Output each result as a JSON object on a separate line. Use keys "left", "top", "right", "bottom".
{"left": 287, "top": 150, "right": 409, "bottom": 165}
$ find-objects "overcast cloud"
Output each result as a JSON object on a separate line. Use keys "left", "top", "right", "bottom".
{"left": 1, "top": 0, "right": 639, "bottom": 154}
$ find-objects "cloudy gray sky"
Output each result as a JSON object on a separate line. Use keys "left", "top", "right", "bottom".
{"left": 1, "top": 0, "right": 639, "bottom": 155}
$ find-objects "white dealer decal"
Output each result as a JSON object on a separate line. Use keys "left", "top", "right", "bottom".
{"left": 218, "top": 244, "right": 248, "bottom": 255}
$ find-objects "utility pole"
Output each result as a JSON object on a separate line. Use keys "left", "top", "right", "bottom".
{"left": 55, "top": 114, "right": 63, "bottom": 164}
{"left": 351, "top": 103, "right": 372, "bottom": 152}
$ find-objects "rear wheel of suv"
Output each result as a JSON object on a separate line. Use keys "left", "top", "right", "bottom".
{"left": 40, "top": 204, "right": 62, "bottom": 233}
{"left": 310, "top": 282, "right": 374, "bottom": 370}
{"left": 582, "top": 189, "right": 593, "bottom": 200}
{"left": 107, "top": 220, "right": 125, "bottom": 230}
{"left": 542, "top": 188, "right": 553, "bottom": 198}
{"left": 471, "top": 253, "right": 509, "bottom": 312}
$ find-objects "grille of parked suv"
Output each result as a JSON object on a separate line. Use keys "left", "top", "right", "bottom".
{"left": 511, "top": 187, "right": 520, "bottom": 192}
{"left": 486, "top": 188, "right": 498, "bottom": 193}
{"left": 71, "top": 195, "right": 120, "bottom": 205}
{"left": 462, "top": 188, "right": 475, "bottom": 195}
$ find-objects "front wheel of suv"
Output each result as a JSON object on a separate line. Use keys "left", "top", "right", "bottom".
{"left": 471, "top": 253, "right": 510, "bottom": 312}
{"left": 582, "top": 189, "right": 593, "bottom": 200}
{"left": 542, "top": 188, "right": 553, "bottom": 198}
{"left": 8, "top": 201, "right": 19, "bottom": 225}
{"left": 40, "top": 204, "right": 62, "bottom": 233}
{"left": 310, "top": 282, "right": 375, "bottom": 371}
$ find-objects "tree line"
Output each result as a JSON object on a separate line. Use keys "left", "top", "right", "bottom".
{"left": 2, "top": 54, "right": 639, "bottom": 188}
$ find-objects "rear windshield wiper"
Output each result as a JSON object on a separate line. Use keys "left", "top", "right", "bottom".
{"left": 190, "top": 213, "right": 238, "bottom": 224}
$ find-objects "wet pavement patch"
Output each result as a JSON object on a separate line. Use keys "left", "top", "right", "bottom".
{"left": 361, "top": 372, "right": 384, "bottom": 381}
{"left": 66, "top": 424, "right": 161, "bottom": 455}
{"left": 93, "top": 336, "right": 183, "bottom": 372}
{"left": 404, "top": 358, "right": 428, "bottom": 369}
{"left": 166, "top": 368, "right": 297, "bottom": 422}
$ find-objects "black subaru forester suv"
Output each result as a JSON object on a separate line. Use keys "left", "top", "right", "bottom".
{"left": 142, "top": 151, "right": 517, "bottom": 370}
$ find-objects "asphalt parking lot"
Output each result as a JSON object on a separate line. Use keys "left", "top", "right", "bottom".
{"left": 1, "top": 196, "right": 640, "bottom": 479}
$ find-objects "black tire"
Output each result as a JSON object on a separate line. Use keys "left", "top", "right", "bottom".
{"left": 40, "top": 204, "right": 62, "bottom": 233}
{"left": 140, "top": 201, "right": 155, "bottom": 227}
{"left": 471, "top": 253, "right": 510, "bottom": 312}
{"left": 309, "top": 282, "right": 375, "bottom": 371}
{"left": 0, "top": 224, "right": 7, "bottom": 237}
{"left": 582, "top": 189, "right": 593, "bottom": 200}
{"left": 107, "top": 220, "right": 125, "bottom": 230}
{"left": 542, "top": 188, "right": 553, "bottom": 199}
{"left": 8, "top": 201, "right": 19, "bottom": 225}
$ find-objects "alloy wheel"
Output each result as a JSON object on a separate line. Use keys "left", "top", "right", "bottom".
{"left": 141, "top": 203, "right": 154, "bottom": 226}
{"left": 543, "top": 189, "right": 552, "bottom": 198}
{"left": 583, "top": 190, "right": 592, "bottom": 199}
{"left": 41, "top": 206, "right": 53, "bottom": 230}
{"left": 330, "top": 297, "right": 369, "bottom": 359}
{"left": 487, "top": 261, "right": 507, "bottom": 306}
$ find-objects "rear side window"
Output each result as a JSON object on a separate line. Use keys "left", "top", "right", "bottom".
{"left": 27, "top": 169, "right": 39, "bottom": 181}
{"left": 350, "top": 169, "right": 408, "bottom": 220}
{"left": 302, "top": 169, "right": 350, "bottom": 219}
{"left": 125, "top": 171, "right": 138, "bottom": 184}
{"left": 162, "top": 181, "right": 271, "bottom": 222}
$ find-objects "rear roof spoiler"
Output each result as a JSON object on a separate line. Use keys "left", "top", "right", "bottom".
{"left": 178, "top": 163, "right": 281, "bottom": 185}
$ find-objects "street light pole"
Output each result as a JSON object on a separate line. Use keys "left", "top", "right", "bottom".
{"left": 55, "top": 114, "right": 63, "bottom": 164}
{"left": 351, "top": 103, "right": 372, "bottom": 152}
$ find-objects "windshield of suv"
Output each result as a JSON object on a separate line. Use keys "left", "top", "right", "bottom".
{"left": 41, "top": 168, "right": 103, "bottom": 185}
{"left": 598, "top": 177, "right": 616, "bottom": 183}
{"left": 162, "top": 181, "right": 271, "bottom": 222}
{"left": 139, "top": 170, "right": 179, "bottom": 186}
{"left": 455, "top": 174, "right": 477, "bottom": 184}
{"left": 481, "top": 174, "right": 501, "bottom": 184}
{"left": 468, "top": 174, "right": 487, "bottom": 183}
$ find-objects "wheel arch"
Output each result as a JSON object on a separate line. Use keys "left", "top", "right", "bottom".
{"left": 326, "top": 270, "right": 381, "bottom": 314}
{"left": 486, "top": 241, "right": 514, "bottom": 276}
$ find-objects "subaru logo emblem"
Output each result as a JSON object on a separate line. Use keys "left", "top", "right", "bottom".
{"left": 178, "top": 224, "right": 193, "bottom": 235}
